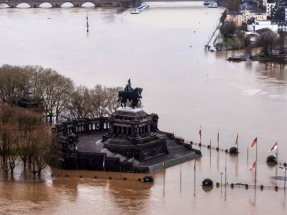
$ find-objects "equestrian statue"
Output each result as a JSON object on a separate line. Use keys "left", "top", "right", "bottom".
{"left": 118, "top": 79, "right": 143, "bottom": 108}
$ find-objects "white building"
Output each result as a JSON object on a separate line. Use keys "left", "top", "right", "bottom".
{"left": 247, "top": 20, "right": 278, "bottom": 32}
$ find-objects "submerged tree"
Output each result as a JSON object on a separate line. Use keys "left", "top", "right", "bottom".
{"left": 28, "top": 127, "right": 52, "bottom": 178}
{"left": 255, "top": 31, "right": 278, "bottom": 57}
{"left": 15, "top": 110, "right": 41, "bottom": 167}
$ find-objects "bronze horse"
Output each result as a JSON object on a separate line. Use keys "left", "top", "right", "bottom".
{"left": 118, "top": 88, "right": 142, "bottom": 108}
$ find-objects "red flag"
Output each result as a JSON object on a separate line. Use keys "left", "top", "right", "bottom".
{"left": 249, "top": 161, "right": 256, "bottom": 171}
{"left": 268, "top": 142, "right": 278, "bottom": 152}
{"left": 251, "top": 137, "right": 257, "bottom": 147}
{"left": 235, "top": 133, "right": 238, "bottom": 145}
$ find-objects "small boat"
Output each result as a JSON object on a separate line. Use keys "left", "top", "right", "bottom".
{"left": 131, "top": 3, "right": 149, "bottom": 14}
{"left": 226, "top": 55, "right": 249, "bottom": 61}
{"left": 208, "top": 2, "right": 218, "bottom": 8}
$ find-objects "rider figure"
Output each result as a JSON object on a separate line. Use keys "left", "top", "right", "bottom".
{"left": 124, "top": 79, "right": 133, "bottom": 92}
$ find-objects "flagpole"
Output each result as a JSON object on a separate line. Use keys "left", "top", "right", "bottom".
{"left": 255, "top": 139, "right": 258, "bottom": 185}
{"left": 194, "top": 160, "right": 196, "bottom": 197}
{"left": 284, "top": 163, "right": 286, "bottom": 190}
{"left": 225, "top": 159, "right": 227, "bottom": 186}
{"left": 210, "top": 139, "right": 211, "bottom": 157}
{"left": 276, "top": 144, "right": 278, "bottom": 164}
{"left": 237, "top": 133, "right": 238, "bottom": 150}
{"left": 194, "top": 160, "right": 196, "bottom": 186}
{"left": 199, "top": 126, "right": 202, "bottom": 144}
{"left": 217, "top": 130, "right": 219, "bottom": 149}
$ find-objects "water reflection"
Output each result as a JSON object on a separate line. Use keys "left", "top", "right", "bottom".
{"left": 108, "top": 180, "right": 152, "bottom": 212}
{"left": 202, "top": 186, "right": 213, "bottom": 193}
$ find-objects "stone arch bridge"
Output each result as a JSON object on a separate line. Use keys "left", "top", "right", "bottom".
{"left": 0, "top": 0, "right": 136, "bottom": 8}
{"left": 0, "top": 0, "right": 202, "bottom": 8}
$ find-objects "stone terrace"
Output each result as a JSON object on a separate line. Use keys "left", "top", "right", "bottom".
{"left": 77, "top": 131, "right": 201, "bottom": 173}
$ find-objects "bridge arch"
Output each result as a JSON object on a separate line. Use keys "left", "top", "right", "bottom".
{"left": 61, "top": 2, "right": 75, "bottom": 7}
{"left": 81, "top": 2, "right": 95, "bottom": 7}
{"left": 16, "top": 2, "right": 32, "bottom": 8}
{"left": 0, "top": 3, "right": 9, "bottom": 7}
{"left": 39, "top": 2, "right": 53, "bottom": 7}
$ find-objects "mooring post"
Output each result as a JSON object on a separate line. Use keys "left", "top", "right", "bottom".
{"left": 180, "top": 170, "right": 182, "bottom": 193}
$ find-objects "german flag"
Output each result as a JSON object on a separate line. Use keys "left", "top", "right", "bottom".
{"left": 251, "top": 137, "right": 257, "bottom": 147}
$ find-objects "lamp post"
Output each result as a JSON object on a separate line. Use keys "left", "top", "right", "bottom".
{"left": 284, "top": 163, "right": 287, "bottom": 190}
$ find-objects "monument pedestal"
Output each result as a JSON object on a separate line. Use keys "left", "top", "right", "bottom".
{"left": 103, "top": 107, "right": 168, "bottom": 161}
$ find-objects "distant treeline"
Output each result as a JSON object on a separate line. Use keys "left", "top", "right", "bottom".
{"left": 0, "top": 64, "right": 122, "bottom": 121}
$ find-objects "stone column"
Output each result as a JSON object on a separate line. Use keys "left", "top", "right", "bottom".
{"left": 121, "top": 126, "right": 124, "bottom": 136}
{"left": 147, "top": 122, "right": 151, "bottom": 134}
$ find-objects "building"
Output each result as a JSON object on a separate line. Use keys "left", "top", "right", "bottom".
{"left": 225, "top": 11, "right": 243, "bottom": 26}
{"left": 242, "top": 8, "right": 268, "bottom": 23}
{"left": 247, "top": 19, "right": 278, "bottom": 32}
{"left": 266, "top": 0, "right": 276, "bottom": 17}
{"left": 272, "top": 20, "right": 287, "bottom": 31}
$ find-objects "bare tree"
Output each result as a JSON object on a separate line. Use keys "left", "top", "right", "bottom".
{"left": 0, "top": 65, "right": 29, "bottom": 104}
{"left": 28, "top": 127, "right": 52, "bottom": 178}
{"left": 64, "top": 85, "right": 91, "bottom": 119}
{"left": 88, "top": 85, "right": 121, "bottom": 118}
{"left": 28, "top": 67, "right": 74, "bottom": 122}
{"left": 15, "top": 110, "right": 41, "bottom": 167}
{"left": 0, "top": 126, "right": 13, "bottom": 177}
{"left": 226, "top": 0, "right": 241, "bottom": 12}
{"left": 256, "top": 31, "right": 278, "bottom": 57}
{"left": 220, "top": 21, "right": 237, "bottom": 37}
{"left": 104, "top": 87, "right": 122, "bottom": 116}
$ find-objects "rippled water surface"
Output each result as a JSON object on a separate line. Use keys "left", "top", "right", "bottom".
{"left": 1, "top": 4, "right": 287, "bottom": 214}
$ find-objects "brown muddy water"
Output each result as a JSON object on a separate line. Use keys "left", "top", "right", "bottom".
{"left": 0, "top": 3, "right": 287, "bottom": 214}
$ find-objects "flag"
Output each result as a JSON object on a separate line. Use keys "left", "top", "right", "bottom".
{"left": 268, "top": 142, "right": 278, "bottom": 152}
{"left": 217, "top": 132, "right": 219, "bottom": 142}
{"left": 251, "top": 137, "right": 257, "bottom": 147}
{"left": 194, "top": 161, "right": 196, "bottom": 170}
{"left": 249, "top": 161, "right": 256, "bottom": 171}
{"left": 199, "top": 128, "right": 201, "bottom": 137}
{"left": 235, "top": 133, "right": 238, "bottom": 145}
{"left": 103, "top": 155, "right": 105, "bottom": 168}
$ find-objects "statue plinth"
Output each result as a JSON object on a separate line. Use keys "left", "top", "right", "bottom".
{"left": 102, "top": 106, "right": 168, "bottom": 161}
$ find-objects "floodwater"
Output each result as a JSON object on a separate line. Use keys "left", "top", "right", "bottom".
{"left": 1, "top": 3, "right": 287, "bottom": 214}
